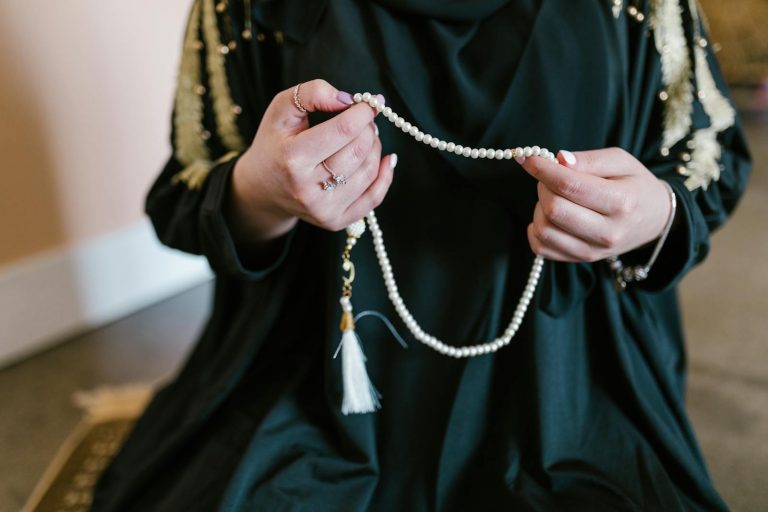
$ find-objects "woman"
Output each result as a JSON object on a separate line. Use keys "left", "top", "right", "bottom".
{"left": 93, "top": 0, "right": 751, "bottom": 510}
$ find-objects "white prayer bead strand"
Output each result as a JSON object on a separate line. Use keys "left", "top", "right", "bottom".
{"left": 353, "top": 93, "right": 553, "bottom": 358}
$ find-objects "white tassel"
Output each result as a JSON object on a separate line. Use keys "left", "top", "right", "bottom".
{"left": 335, "top": 296, "right": 381, "bottom": 415}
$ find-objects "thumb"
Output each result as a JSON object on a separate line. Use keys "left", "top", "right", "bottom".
{"left": 269, "top": 79, "right": 360, "bottom": 132}
{"left": 556, "top": 148, "right": 636, "bottom": 178}
{"left": 292, "top": 78, "right": 356, "bottom": 114}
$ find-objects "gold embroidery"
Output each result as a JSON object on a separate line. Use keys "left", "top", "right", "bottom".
{"left": 650, "top": 0, "right": 736, "bottom": 191}
{"left": 173, "top": 0, "right": 209, "bottom": 169}
{"left": 202, "top": 0, "right": 246, "bottom": 153}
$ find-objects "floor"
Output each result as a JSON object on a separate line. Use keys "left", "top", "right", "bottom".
{"left": 1, "top": 119, "right": 765, "bottom": 512}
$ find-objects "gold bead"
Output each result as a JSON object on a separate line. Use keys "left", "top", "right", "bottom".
{"left": 658, "top": 90, "right": 669, "bottom": 101}
{"left": 635, "top": 12, "right": 645, "bottom": 22}
{"left": 256, "top": 32, "right": 266, "bottom": 42}
{"left": 201, "top": 130, "right": 212, "bottom": 141}
{"left": 628, "top": 6, "right": 638, "bottom": 15}
{"left": 660, "top": 147, "right": 670, "bottom": 157}
{"left": 680, "top": 152, "right": 692, "bottom": 162}
{"left": 231, "top": 104, "right": 242, "bottom": 115}
{"left": 274, "top": 30, "right": 284, "bottom": 44}
{"left": 219, "top": 45, "right": 230, "bottom": 55}
{"left": 698, "top": 38, "right": 708, "bottom": 48}
{"left": 228, "top": 40, "right": 237, "bottom": 50}
{"left": 242, "top": 29, "right": 252, "bottom": 40}
{"left": 676, "top": 165, "right": 687, "bottom": 175}
{"left": 215, "top": 2, "right": 226, "bottom": 13}
{"left": 194, "top": 84, "right": 206, "bottom": 95}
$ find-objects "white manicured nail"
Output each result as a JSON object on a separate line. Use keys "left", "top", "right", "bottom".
{"left": 560, "top": 150, "right": 577, "bottom": 166}
{"left": 390, "top": 153, "right": 398, "bottom": 169}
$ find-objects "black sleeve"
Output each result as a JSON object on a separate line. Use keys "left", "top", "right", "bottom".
{"left": 621, "top": 1, "right": 752, "bottom": 293}
{"left": 145, "top": 0, "right": 293, "bottom": 281}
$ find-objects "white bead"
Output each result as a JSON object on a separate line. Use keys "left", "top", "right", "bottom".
{"left": 415, "top": 132, "right": 424, "bottom": 142}
{"left": 446, "top": 142, "right": 455, "bottom": 152}
{"left": 369, "top": 98, "right": 379, "bottom": 108}
{"left": 402, "top": 122, "right": 411, "bottom": 132}
{"left": 423, "top": 134, "right": 432, "bottom": 145}
{"left": 486, "top": 149, "right": 495, "bottom": 159}
{"left": 408, "top": 126, "right": 418, "bottom": 136}
{"left": 353, "top": 93, "right": 363, "bottom": 103}
{"left": 495, "top": 149, "right": 504, "bottom": 160}
{"left": 454, "top": 145, "right": 464, "bottom": 155}
{"left": 470, "top": 149, "right": 479, "bottom": 159}
{"left": 437, "top": 141, "right": 447, "bottom": 151}
{"left": 504, "top": 149, "right": 513, "bottom": 160}
{"left": 383, "top": 107, "right": 392, "bottom": 116}
{"left": 362, "top": 92, "right": 372, "bottom": 101}
{"left": 462, "top": 147, "right": 471, "bottom": 157}
{"left": 395, "top": 117, "right": 404, "bottom": 128}
{"left": 515, "top": 147, "right": 523, "bottom": 157}
{"left": 376, "top": 103, "right": 385, "bottom": 113}
{"left": 532, "top": 145, "right": 541, "bottom": 156}
{"left": 524, "top": 147, "right": 533, "bottom": 157}
{"left": 478, "top": 148, "right": 487, "bottom": 158}
{"left": 430, "top": 138, "right": 439, "bottom": 148}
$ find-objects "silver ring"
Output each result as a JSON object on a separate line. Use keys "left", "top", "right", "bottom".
{"left": 293, "top": 83, "right": 307, "bottom": 113}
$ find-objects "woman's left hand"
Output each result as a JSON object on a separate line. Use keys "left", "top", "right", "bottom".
{"left": 519, "top": 147, "right": 672, "bottom": 263}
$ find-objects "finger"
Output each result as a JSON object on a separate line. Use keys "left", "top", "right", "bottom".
{"left": 527, "top": 224, "right": 581, "bottom": 262}
{"left": 267, "top": 79, "right": 355, "bottom": 134}
{"left": 557, "top": 148, "right": 637, "bottom": 178}
{"left": 521, "top": 156, "right": 623, "bottom": 215}
{"left": 537, "top": 183, "right": 614, "bottom": 248}
{"left": 336, "top": 136, "right": 383, "bottom": 202}
{"left": 292, "top": 95, "right": 383, "bottom": 166}
{"left": 322, "top": 122, "right": 377, "bottom": 180}
{"left": 342, "top": 153, "right": 398, "bottom": 226}
{"left": 529, "top": 205, "right": 602, "bottom": 262}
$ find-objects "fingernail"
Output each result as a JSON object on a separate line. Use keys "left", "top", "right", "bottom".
{"left": 337, "top": 91, "right": 354, "bottom": 105}
{"left": 390, "top": 153, "right": 398, "bottom": 169}
{"left": 374, "top": 123, "right": 379, "bottom": 136}
{"left": 515, "top": 156, "right": 525, "bottom": 165}
{"left": 560, "top": 150, "right": 577, "bottom": 166}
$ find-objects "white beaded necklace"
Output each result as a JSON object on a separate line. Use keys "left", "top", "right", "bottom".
{"left": 335, "top": 92, "right": 556, "bottom": 414}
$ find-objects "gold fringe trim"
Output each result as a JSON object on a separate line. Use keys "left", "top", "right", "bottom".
{"left": 681, "top": 0, "right": 736, "bottom": 190}
{"left": 202, "top": 0, "right": 246, "bottom": 153}
{"left": 72, "top": 383, "right": 155, "bottom": 423}
{"left": 174, "top": 0, "right": 209, "bottom": 167}
{"left": 650, "top": 0, "right": 694, "bottom": 151}
{"left": 171, "top": 150, "right": 240, "bottom": 190}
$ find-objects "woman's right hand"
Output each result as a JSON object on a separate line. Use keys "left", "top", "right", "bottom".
{"left": 228, "top": 79, "right": 398, "bottom": 244}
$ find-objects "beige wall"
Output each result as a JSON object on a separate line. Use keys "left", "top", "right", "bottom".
{"left": 0, "top": 1, "right": 190, "bottom": 266}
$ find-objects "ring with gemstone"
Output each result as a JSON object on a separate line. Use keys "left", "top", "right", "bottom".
{"left": 322, "top": 160, "right": 347, "bottom": 186}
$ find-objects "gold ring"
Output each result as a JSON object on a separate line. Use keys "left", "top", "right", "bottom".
{"left": 293, "top": 83, "right": 307, "bottom": 113}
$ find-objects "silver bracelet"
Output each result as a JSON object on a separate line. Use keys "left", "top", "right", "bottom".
{"left": 607, "top": 180, "right": 677, "bottom": 292}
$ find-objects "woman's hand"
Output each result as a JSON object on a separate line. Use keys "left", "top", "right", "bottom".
{"left": 519, "top": 148, "right": 672, "bottom": 263}
{"left": 228, "top": 79, "right": 397, "bottom": 244}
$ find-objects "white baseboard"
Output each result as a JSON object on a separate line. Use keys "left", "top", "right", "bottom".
{"left": 0, "top": 220, "right": 213, "bottom": 368}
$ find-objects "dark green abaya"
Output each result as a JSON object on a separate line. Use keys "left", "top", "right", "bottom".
{"left": 93, "top": 0, "right": 751, "bottom": 510}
